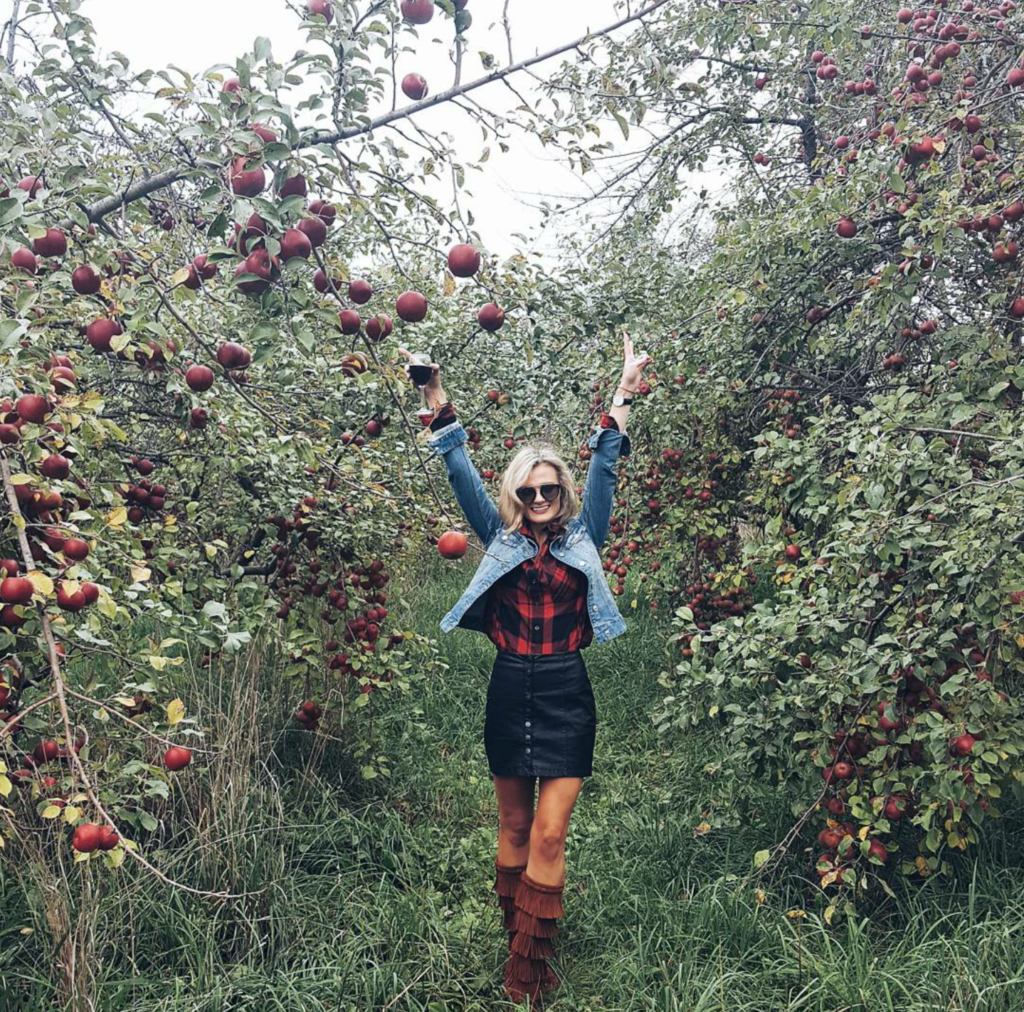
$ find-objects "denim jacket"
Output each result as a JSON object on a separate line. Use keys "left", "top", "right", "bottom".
{"left": 426, "top": 418, "right": 632, "bottom": 646}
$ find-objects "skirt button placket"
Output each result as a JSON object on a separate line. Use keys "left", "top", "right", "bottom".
{"left": 524, "top": 657, "right": 533, "bottom": 774}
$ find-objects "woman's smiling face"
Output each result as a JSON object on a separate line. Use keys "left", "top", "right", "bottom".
{"left": 521, "top": 463, "right": 561, "bottom": 526}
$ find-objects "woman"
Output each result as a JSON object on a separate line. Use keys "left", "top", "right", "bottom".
{"left": 399, "top": 335, "right": 651, "bottom": 1006}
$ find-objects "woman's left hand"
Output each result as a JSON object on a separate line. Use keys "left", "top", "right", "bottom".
{"left": 620, "top": 331, "right": 653, "bottom": 390}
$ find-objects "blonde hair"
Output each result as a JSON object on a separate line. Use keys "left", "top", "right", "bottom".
{"left": 497, "top": 443, "right": 580, "bottom": 541}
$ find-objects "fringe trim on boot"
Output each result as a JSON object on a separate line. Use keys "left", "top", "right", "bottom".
{"left": 513, "top": 872, "right": 565, "bottom": 920}
{"left": 498, "top": 895, "right": 517, "bottom": 931}
{"left": 504, "top": 965, "right": 560, "bottom": 1005}
{"left": 511, "top": 931, "right": 555, "bottom": 960}
{"left": 512, "top": 908, "right": 561, "bottom": 939}
{"left": 495, "top": 860, "right": 527, "bottom": 898}
{"left": 504, "top": 952, "right": 549, "bottom": 983}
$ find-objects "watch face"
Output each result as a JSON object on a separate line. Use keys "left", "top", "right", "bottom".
{"left": 612, "top": 393, "right": 624, "bottom": 406}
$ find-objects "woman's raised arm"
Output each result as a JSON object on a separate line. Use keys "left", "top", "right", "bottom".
{"left": 398, "top": 349, "right": 504, "bottom": 546}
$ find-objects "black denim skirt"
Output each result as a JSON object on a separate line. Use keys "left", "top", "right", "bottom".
{"left": 484, "top": 649, "right": 596, "bottom": 778}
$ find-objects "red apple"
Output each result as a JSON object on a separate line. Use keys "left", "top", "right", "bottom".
{"left": 366, "top": 314, "right": 393, "bottom": 342}
{"left": 402, "top": 73, "right": 428, "bottom": 100}
{"left": 11, "top": 248, "right": 37, "bottom": 274}
{"left": 307, "top": 0, "right": 334, "bottom": 20}
{"left": 1008, "top": 67, "right": 1024, "bottom": 88}
{"left": 338, "top": 309, "right": 361, "bottom": 334}
{"left": 438, "top": 531, "right": 468, "bottom": 558}
{"left": 250, "top": 123, "right": 278, "bottom": 144}
{"left": 40, "top": 454, "right": 70, "bottom": 480}
{"left": 0, "top": 577, "right": 34, "bottom": 605}
{"left": 228, "top": 157, "right": 266, "bottom": 197}
{"left": 297, "top": 216, "right": 328, "bottom": 248}
{"left": 16, "top": 394, "right": 49, "bottom": 424}
{"left": 280, "top": 173, "right": 308, "bottom": 198}
{"left": 836, "top": 219, "right": 858, "bottom": 239}
{"left": 163, "top": 746, "right": 192, "bottom": 771}
{"left": 56, "top": 582, "right": 87, "bottom": 612}
{"left": 280, "top": 228, "right": 313, "bottom": 260}
{"left": 17, "top": 175, "right": 42, "bottom": 197}
{"left": 396, "top": 291, "right": 428, "bottom": 322}
{"left": 216, "top": 342, "right": 251, "bottom": 369}
{"left": 401, "top": 0, "right": 434, "bottom": 24}
{"left": 448, "top": 243, "right": 481, "bottom": 277}
{"left": 64, "top": 538, "right": 89, "bottom": 561}
{"left": 349, "top": 278, "right": 373, "bottom": 304}
{"left": 71, "top": 264, "right": 101, "bottom": 295}
{"left": 72, "top": 823, "right": 104, "bottom": 853}
{"left": 314, "top": 269, "right": 343, "bottom": 294}
{"left": 222, "top": 77, "right": 241, "bottom": 93}
{"left": 784, "top": 544, "right": 801, "bottom": 561}
{"left": 185, "top": 365, "right": 215, "bottom": 392}
{"left": 478, "top": 303, "right": 505, "bottom": 331}
{"left": 951, "top": 733, "right": 976, "bottom": 756}
{"left": 87, "top": 318, "right": 122, "bottom": 353}
{"left": 33, "top": 228, "right": 67, "bottom": 258}
{"left": 308, "top": 199, "right": 337, "bottom": 225}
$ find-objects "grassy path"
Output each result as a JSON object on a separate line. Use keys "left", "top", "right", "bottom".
{"left": 3, "top": 560, "right": 1024, "bottom": 1010}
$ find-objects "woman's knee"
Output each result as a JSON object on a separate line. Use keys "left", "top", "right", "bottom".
{"left": 500, "top": 811, "right": 533, "bottom": 848}
{"left": 529, "top": 819, "right": 567, "bottom": 861}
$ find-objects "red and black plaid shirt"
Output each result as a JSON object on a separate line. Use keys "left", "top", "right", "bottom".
{"left": 431, "top": 400, "right": 621, "bottom": 655}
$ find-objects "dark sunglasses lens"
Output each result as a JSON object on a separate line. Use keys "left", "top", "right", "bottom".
{"left": 517, "top": 484, "right": 561, "bottom": 505}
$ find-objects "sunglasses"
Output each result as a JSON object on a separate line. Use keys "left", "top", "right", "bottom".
{"left": 516, "top": 483, "right": 562, "bottom": 505}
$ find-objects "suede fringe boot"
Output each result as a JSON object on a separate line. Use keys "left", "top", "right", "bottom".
{"left": 494, "top": 859, "right": 527, "bottom": 943}
{"left": 503, "top": 871, "right": 564, "bottom": 1006}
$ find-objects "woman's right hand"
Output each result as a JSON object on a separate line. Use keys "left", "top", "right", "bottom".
{"left": 396, "top": 347, "right": 444, "bottom": 403}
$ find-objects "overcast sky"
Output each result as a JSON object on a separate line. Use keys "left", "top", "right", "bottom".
{"left": 61, "top": 0, "right": 644, "bottom": 262}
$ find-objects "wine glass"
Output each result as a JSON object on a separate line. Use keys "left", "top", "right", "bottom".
{"left": 407, "top": 352, "right": 435, "bottom": 425}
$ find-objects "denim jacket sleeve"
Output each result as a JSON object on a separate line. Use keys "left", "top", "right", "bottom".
{"left": 426, "top": 419, "right": 504, "bottom": 545}
{"left": 578, "top": 424, "right": 632, "bottom": 549}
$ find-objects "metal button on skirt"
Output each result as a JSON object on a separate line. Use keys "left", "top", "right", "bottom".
{"left": 484, "top": 649, "right": 596, "bottom": 778}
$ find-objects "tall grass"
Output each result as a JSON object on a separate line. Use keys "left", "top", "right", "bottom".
{"left": 3, "top": 555, "right": 1024, "bottom": 1011}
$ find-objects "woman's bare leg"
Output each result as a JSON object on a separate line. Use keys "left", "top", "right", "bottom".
{"left": 526, "top": 776, "right": 583, "bottom": 885}
{"left": 493, "top": 775, "right": 536, "bottom": 866}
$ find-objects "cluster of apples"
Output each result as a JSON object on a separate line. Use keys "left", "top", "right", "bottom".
{"left": 294, "top": 699, "right": 322, "bottom": 730}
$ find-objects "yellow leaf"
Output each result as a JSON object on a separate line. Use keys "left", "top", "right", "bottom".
{"left": 694, "top": 821, "right": 711, "bottom": 837}
{"left": 111, "top": 330, "right": 131, "bottom": 354}
{"left": 823, "top": 904, "right": 835, "bottom": 925}
{"left": 131, "top": 565, "right": 151, "bottom": 584}
{"left": 166, "top": 698, "right": 185, "bottom": 725}
{"left": 115, "top": 696, "right": 136, "bottom": 707}
{"left": 755, "top": 889, "right": 766, "bottom": 905}
{"left": 26, "top": 571, "right": 54, "bottom": 597}
{"left": 709, "top": 705, "right": 719, "bottom": 718}
{"left": 204, "top": 544, "right": 217, "bottom": 560}
{"left": 7, "top": 473, "right": 32, "bottom": 485}
{"left": 149, "top": 655, "right": 169, "bottom": 671}
{"left": 63, "top": 805, "right": 81, "bottom": 824}
{"left": 41, "top": 805, "right": 63, "bottom": 819}
{"left": 858, "top": 825, "right": 870, "bottom": 841}
{"left": 106, "top": 506, "right": 128, "bottom": 527}
{"left": 442, "top": 272, "right": 456, "bottom": 297}
{"left": 0, "top": 831, "right": 4, "bottom": 848}
{"left": 0, "top": 774, "right": 11, "bottom": 799}
{"left": 170, "top": 266, "right": 192, "bottom": 287}
{"left": 786, "top": 909, "right": 806, "bottom": 919}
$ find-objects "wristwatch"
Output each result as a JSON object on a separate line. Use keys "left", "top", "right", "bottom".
{"left": 612, "top": 386, "right": 635, "bottom": 407}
